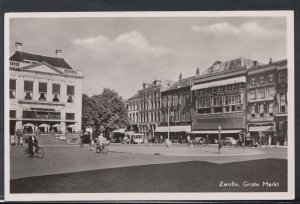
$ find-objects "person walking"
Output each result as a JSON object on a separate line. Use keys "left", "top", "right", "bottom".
{"left": 187, "top": 135, "right": 191, "bottom": 146}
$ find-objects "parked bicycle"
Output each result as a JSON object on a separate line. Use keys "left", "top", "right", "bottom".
{"left": 25, "top": 144, "right": 44, "bottom": 158}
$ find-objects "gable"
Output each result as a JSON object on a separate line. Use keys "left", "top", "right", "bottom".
{"left": 23, "top": 64, "right": 63, "bottom": 74}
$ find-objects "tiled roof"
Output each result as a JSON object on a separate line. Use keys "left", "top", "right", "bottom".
{"left": 202, "top": 57, "right": 261, "bottom": 75}
{"left": 10, "top": 51, "right": 73, "bottom": 69}
{"left": 165, "top": 76, "right": 195, "bottom": 91}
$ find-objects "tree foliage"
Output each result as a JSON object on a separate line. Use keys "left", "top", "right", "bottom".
{"left": 82, "top": 88, "right": 129, "bottom": 137}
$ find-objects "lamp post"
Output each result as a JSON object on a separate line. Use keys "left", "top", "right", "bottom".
{"left": 218, "top": 125, "right": 222, "bottom": 154}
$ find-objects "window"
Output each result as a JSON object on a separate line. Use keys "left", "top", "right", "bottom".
{"left": 212, "top": 97, "right": 222, "bottom": 107}
{"left": 260, "top": 104, "right": 265, "bottom": 117}
{"left": 212, "top": 87, "right": 217, "bottom": 93}
{"left": 267, "top": 73, "right": 274, "bottom": 83}
{"left": 279, "top": 93, "right": 286, "bottom": 112}
{"left": 23, "top": 111, "right": 35, "bottom": 119}
{"left": 218, "top": 87, "right": 224, "bottom": 92}
{"left": 268, "top": 103, "right": 274, "bottom": 116}
{"left": 9, "top": 79, "right": 16, "bottom": 99}
{"left": 259, "top": 76, "right": 265, "bottom": 84}
{"left": 24, "top": 81, "right": 33, "bottom": 100}
{"left": 196, "top": 99, "right": 210, "bottom": 108}
{"left": 52, "top": 84, "right": 60, "bottom": 102}
{"left": 250, "top": 77, "right": 256, "bottom": 86}
{"left": 258, "top": 88, "right": 265, "bottom": 99}
{"left": 279, "top": 72, "right": 287, "bottom": 83}
{"left": 39, "top": 82, "right": 47, "bottom": 101}
{"left": 267, "top": 87, "right": 275, "bottom": 98}
{"left": 49, "top": 112, "right": 61, "bottom": 120}
{"left": 66, "top": 113, "right": 75, "bottom": 120}
{"left": 67, "top": 86, "right": 74, "bottom": 103}
{"left": 232, "top": 84, "right": 238, "bottom": 89}
{"left": 10, "top": 110, "right": 16, "bottom": 118}
{"left": 249, "top": 90, "right": 256, "bottom": 100}
{"left": 251, "top": 105, "right": 255, "bottom": 118}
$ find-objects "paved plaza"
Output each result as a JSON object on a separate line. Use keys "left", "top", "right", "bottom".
{"left": 10, "top": 143, "right": 288, "bottom": 193}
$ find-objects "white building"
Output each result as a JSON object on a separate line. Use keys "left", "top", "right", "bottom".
{"left": 9, "top": 42, "right": 84, "bottom": 135}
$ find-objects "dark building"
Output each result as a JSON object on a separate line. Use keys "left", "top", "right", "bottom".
{"left": 156, "top": 73, "right": 195, "bottom": 143}
{"left": 191, "top": 58, "right": 258, "bottom": 141}
{"left": 247, "top": 59, "right": 287, "bottom": 145}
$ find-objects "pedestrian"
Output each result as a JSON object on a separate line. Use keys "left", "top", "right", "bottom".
{"left": 19, "top": 135, "right": 24, "bottom": 146}
{"left": 10, "top": 135, "right": 15, "bottom": 146}
{"left": 187, "top": 135, "right": 191, "bottom": 146}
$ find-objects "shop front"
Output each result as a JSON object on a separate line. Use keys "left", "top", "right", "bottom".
{"left": 155, "top": 125, "right": 191, "bottom": 143}
{"left": 248, "top": 122, "right": 275, "bottom": 145}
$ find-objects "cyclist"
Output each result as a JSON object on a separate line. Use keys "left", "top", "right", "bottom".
{"left": 28, "top": 133, "right": 39, "bottom": 157}
{"left": 97, "top": 133, "right": 106, "bottom": 151}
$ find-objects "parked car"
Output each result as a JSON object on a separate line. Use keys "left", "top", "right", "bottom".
{"left": 221, "top": 137, "right": 238, "bottom": 146}
{"left": 192, "top": 137, "right": 206, "bottom": 145}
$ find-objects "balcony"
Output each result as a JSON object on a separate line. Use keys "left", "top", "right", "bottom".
{"left": 18, "top": 99, "right": 65, "bottom": 106}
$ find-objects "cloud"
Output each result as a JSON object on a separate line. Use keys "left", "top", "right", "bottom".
{"left": 72, "top": 30, "right": 172, "bottom": 56}
{"left": 191, "top": 22, "right": 283, "bottom": 38}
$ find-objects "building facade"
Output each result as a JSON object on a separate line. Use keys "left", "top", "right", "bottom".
{"left": 125, "top": 92, "right": 140, "bottom": 133}
{"left": 9, "top": 42, "right": 84, "bottom": 136}
{"left": 191, "top": 58, "right": 257, "bottom": 141}
{"left": 247, "top": 59, "right": 287, "bottom": 145}
{"left": 137, "top": 79, "right": 174, "bottom": 139}
{"left": 156, "top": 73, "right": 195, "bottom": 142}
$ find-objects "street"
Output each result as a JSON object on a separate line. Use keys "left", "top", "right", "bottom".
{"left": 10, "top": 144, "right": 287, "bottom": 193}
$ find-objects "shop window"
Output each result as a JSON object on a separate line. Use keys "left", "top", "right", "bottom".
{"left": 279, "top": 93, "right": 286, "bottom": 112}
{"left": 24, "top": 81, "right": 33, "bottom": 100}
{"left": 239, "top": 83, "right": 245, "bottom": 89}
{"left": 259, "top": 75, "right": 265, "bottom": 84}
{"left": 279, "top": 71, "right": 287, "bottom": 83}
{"left": 197, "top": 108, "right": 211, "bottom": 114}
{"left": 232, "top": 84, "right": 238, "bottom": 89}
{"left": 267, "top": 73, "right": 274, "bottom": 83}
{"left": 66, "top": 113, "right": 75, "bottom": 120}
{"left": 249, "top": 90, "right": 256, "bottom": 100}
{"left": 52, "top": 84, "right": 60, "bottom": 102}
{"left": 225, "top": 106, "right": 230, "bottom": 112}
{"left": 10, "top": 79, "right": 16, "bottom": 99}
{"left": 213, "top": 97, "right": 222, "bottom": 107}
{"left": 212, "top": 87, "right": 217, "bottom": 93}
{"left": 10, "top": 110, "right": 16, "bottom": 118}
{"left": 39, "top": 82, "right": 47, "bottom": 101}
{"left": 250, "top": 77, "right": 256, "bottom": 86}
{"left": 67, "top": 86, "right": 74, "bottom": 103}
{"left": 49, "top": 112, "right": 61, "bottom": 120}
{"left": 23, "top": 111, "right": 35, "bottom": 119}
{"left": 213, "top": 107, "right": 223, "bottom": 113}
{"left": 258, "top": 88, "right": 265, "bottom": 99}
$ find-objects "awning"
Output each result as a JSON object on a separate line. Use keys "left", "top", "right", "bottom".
{"left": 39, "top": 123, "right": 50, "bottom": 128}
{"left": 155, "top": 126, "right": 191, "bottom": 133}
{"left": 52, "top": 124, "right": 61, "bottom": 127}
{"left": 191, "top": 76, "right": 246, "bottom": 91}
{"left": 23, "top": 123, "right": 35, "bottom": 127}
{"left": 249, "top": 126, "right": 274, "bottom": 132}
{"left": 189, "top": 130, "right": 243, "bottom": 134}
{"left": 67, "top": 124, "right": 76, "bottom": 128}
{"left": 113, "top": 128, "right": 125, "bottom": 133}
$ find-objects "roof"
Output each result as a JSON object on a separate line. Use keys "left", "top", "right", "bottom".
{"left": 202, "top": 57, "right": 261, "bottom": 75}
{"left": 127, "top": 92, "right": 139, "bottom": 100}
{"left": 139, "top": 79, "right": 175, "bottom": 92}
{"left": 165, "top": 76, "right": 195, "bottom": 91}
{"left": 10, "top": 51, "right": 73, "bottom": 69}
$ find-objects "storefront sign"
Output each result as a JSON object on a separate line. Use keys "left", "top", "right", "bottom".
{"left": 249, "top": 126, "right": 274, "bottom": 132}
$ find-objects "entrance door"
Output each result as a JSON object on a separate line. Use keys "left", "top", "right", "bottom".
{"left": 10, "top": 121, "right": 16, "bottom": 135}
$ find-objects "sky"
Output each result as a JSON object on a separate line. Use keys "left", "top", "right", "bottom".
{"left": 9, "top": 15, "right": 287, "bottom": 99}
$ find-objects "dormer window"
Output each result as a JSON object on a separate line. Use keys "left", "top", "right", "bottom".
{"left": 67, "top": 85, "right": 74, "bottom": 103}
{"left": 39, "top": 82, "right": 47, "bottom": 101}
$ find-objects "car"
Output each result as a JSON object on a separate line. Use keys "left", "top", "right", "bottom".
{"left": 192, "top": 137, "right": 206, "bottom": 145}
{"left": 221, "top": 137, "right": 238, "bottom": 146}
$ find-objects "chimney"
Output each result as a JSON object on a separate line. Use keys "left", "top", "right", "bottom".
{"left": 196, "top": 68, "right": 200, "bottom": 76}
{"left": 269, "top": 58, "right": 273, "bottom": 64}
{"left": 153, "top": 80, "right": 157, "bottom": 86}
{"left": 179, "top": 73, "right": 183, "bottom": 80}
{"left": 143, "top": 83, "right": 146, "bottom": 89}
{"left": 55, "top": 49, "right": 63, "bottom": 58}
{"left": 15, "top": 42, "right": 23, "bottom": 52}
{"left": 253, "top": 61, "right": 257, "bottom": 68}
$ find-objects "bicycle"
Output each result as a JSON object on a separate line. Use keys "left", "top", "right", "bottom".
{"left": 95, "top": 143, "right": 108, "bottom": 154}
{"left": 25, "top": 145, "right": 44, "bottom": 158}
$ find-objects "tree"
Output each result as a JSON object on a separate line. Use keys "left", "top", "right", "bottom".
{"left": 82, "top": 88, "right": 129, "bottom": 137}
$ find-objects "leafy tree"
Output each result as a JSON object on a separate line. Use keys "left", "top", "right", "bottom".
{"left": 82, "top": 88, "right": 129, "bottom": 138}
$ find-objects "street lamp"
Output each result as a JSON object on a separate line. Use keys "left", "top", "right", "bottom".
{"left": 218, "top": 125, "right": 222, "bottom": 154}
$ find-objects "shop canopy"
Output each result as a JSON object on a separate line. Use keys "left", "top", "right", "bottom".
{"left": 155, "top": 126, "right": 191, "bottom": 133}
{"left": 23, "top": 123, "right": 35, "bottom": 127}
{"left": 39, "top": 124, "right": 50, "bottom": 128}
{"left": 113, "top": 128, "right": 126, "bottom": 134}
{"left": 52, "top": 124, "right": 61, "bottom": 127}
{"left": 189, "top": 130, "right": 243, "bottom": 134}
{"left": 67, "top": 124, "right": 76, "bottom": 128}
{"left": 191, "top": 76, "right": 246, "bottom": 91}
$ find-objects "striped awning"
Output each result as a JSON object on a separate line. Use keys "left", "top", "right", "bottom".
{"left": 191, "top": 76, "right": 246, "bottom": 91}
